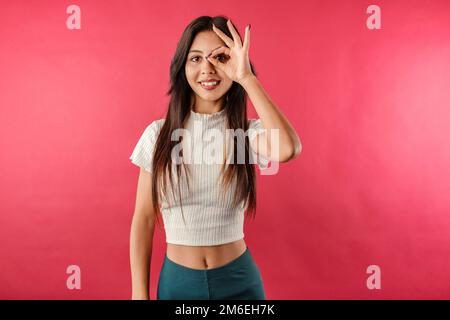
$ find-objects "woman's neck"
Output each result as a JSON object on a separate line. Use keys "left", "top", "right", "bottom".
{"left": 191, "top": 97, "right": 225, "bottom": 114}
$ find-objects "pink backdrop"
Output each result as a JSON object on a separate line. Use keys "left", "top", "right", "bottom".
{"left": 1, "top": 0, "right": 450, "bottom": 299}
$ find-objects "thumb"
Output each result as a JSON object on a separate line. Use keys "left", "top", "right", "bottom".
{"left": 206, "top": 55, "right": 221, "bottom": 69}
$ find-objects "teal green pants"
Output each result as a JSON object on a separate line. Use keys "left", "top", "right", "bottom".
{"left": 157, "top": 246, "right": 266, "bottom": 300}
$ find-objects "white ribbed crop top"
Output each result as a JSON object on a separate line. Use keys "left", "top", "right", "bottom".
{"left": 129, "top": 108, "right": 270, "bottom": 246}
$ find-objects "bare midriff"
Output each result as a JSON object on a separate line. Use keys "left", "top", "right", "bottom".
{"left": 166, "top": 238, "right": 247, "bottom": 270}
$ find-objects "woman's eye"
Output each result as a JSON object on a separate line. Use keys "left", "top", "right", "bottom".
{"left": 216, "top": 54, "right": 228, "bottom": 62}
{"left": 189, "top": 54, "right": 227, "bottom": 63}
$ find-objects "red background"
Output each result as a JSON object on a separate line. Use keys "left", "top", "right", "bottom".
{"left": 1, "top": 0, "right": 450, "bottom": 299}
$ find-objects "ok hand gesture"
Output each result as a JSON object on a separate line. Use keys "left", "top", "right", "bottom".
{"left": 206, "top": 20, "right": 254, "bottom": 85}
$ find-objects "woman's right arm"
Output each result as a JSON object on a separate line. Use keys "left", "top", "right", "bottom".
{"left": 130, "top": 168, "right": 156, "bottom": 300}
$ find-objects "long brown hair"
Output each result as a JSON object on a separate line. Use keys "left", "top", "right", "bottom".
{"left": 151, "top": 15, "right": 259, "bottom": 229}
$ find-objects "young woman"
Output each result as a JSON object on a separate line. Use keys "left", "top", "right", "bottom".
{"left": 129, "top": 15, "right": 301, "bottom": 300}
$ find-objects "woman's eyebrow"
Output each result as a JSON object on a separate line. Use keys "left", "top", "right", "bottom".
{"left": 188, "top": 46, "right": 222, "bottom": 54}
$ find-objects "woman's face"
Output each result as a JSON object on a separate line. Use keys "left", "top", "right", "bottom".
{"left": 185, "top": 31, "right": 233, "bottom": 107}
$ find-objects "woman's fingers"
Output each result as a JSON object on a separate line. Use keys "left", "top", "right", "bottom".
{"left": 206, "top": 48, "right": 230, "bottom": 68}
{"left": 227, "top": 20, "right": 242, "bottom": 47}
{"left": 243, "top": 25, "right": 250, "bottom": 52}
{"left": 205, "top": 53, "right": 222, "bottom": 69}
{"left": 212, "top": 24, "right": 234, "bottom": 48}
{"left": 207, "top": 46, "right": 231, "bottom": 59}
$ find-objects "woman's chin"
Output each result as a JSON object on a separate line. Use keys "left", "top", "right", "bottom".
{"left": 198, "top": 93, "right": 224, "bottom": 101}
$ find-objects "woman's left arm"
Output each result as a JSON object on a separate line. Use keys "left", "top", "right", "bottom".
{"left": 239, "top": 74, "right": 302, "bottom": 162}
{"left": 208, "top": 20, "right": 302, "bottom": 163}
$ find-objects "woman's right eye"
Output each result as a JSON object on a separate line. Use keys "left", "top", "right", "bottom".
{"left": 190, "top": 56, "right": 201, "bottom": 62}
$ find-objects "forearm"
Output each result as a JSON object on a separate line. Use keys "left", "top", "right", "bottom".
{"left": 239, "top": 74, "right": 302, "bottom": 161}
{"left": 130, "top": 213, "right": 155, "bottom": 300}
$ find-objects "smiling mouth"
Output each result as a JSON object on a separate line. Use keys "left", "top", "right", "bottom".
{"left": 198, "top": 80, "right": 221, "bottom": 89}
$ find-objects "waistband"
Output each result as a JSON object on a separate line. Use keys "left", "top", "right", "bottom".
{"left": 163, "top": 246, "right": 254, "bottom": 279}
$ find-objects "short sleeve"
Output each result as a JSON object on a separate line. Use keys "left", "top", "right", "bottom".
{"left": 129, "top": 120, "right": 164, "bottom": 173}
{"left": 248, "top": 119, "right": 271, "bottom": 170}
